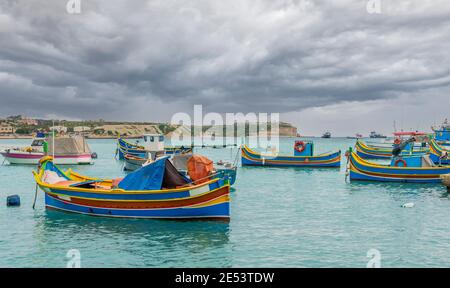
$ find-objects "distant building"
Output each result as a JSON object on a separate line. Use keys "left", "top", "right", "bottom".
{"left": 0, "top": 123, "right": 15, "bottom": 134}
{"left": 50, "top": 126, "right": 68, "bottom": 133}
{"left": 74, "top": 126, "right": 91, "bottom": 132}
{"left": 18, "top": 117, "right": 38, "bottom": 126}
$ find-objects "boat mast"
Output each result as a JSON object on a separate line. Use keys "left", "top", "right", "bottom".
{"left": 52, "top": 119, "right": 55, "bottom": 159}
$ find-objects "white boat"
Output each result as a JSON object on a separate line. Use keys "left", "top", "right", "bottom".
{"left": 0, "top": 136, "right": 93, "bottom": 165}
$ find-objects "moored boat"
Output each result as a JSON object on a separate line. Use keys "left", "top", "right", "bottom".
{"left": 348, "top": 151, "right": 450, "bottom": 183}
{"left": 0, "top": 135, "right": 93, "bottom": 165}
{"left": 241, "top": 141, "right": 341, "bottom": 167}
{"left": 432, "top": 119, "right": 450, "bottom": 147}
{"left": 33, "top": 156, "right": 230, "bottom": 220}
{"left": 117, "top": 135, "right": 192, "bottom": 160}
{"left": 370, "top": 131, "right": 387, "bottom": 139}
{"left": 322, "top": 131, "right": 331, "bottom": 138}
{"left": 355, "top": 139, "right": 428, "bottom": 160}
{"left": 123, "top": 153, "right": 238, "bottom": 186}
{"left": 429, "top": 139, "right": 450, "bottom": 165}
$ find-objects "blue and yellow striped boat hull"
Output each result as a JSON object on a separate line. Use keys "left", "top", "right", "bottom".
{"left": 241, "top": 145, "right": 341, "bottom": 167}
{"left": 33, "top": 158, "right": 230, "bottom": 220}
{"left": 355, "top": 140, "right": 428, "bottom": 159}
{"left": 349, "top": 152, "right": 450, "bottom": 183}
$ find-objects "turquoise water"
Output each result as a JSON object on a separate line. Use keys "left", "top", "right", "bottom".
{"left": 1, "top": 138, "right": 450, "bottom": 268}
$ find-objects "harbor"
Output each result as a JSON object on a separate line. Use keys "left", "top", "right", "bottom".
{"left": 2, "top": 130, "right": 450, "bottom": 267}
{"left": 1, "top": 0, "right": 450, "bottom": 272}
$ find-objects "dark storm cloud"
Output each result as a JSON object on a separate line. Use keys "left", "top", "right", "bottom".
{"left": 0, "top": 0, "right": 449, "bottom": 120}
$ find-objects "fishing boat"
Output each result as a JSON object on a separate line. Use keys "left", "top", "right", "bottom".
{"left": 322, "top": 131, "right": 331, "bottom": 138}
{"left": 432, "top": 119, "right": 450, "bottom": 147}
{"left": 124, "top": 153, "right": 238, "bottom": 186}
{"left": 346, "top": 133, "right": 363, "bottom": 140}
{"left": 241, "top": 141, "right": 341, "bottom": 167}
{"left": 117, "top": 135, "right": 192, "bottom": 160}
{"left": 172, "top": 154, "right": 237, "bottom": 186}
{"left": 123, "top": 153, "right": 153, "bottom": 171}
{"left": 369, "top": 131, "right": 387, "bottom": 139}
{"left": 355, "top": 139, "right": 428, "bottom": 160}
{"left": 33, "top": 156, "right": 230, "bottom": 220}
{"left": 429, "top": 139, "right": 450, "bottom": 165}
{"left": 0, "top": 135, "right": 94, "bottom": 165}
{"left": 347, "top": 150, "right": 450, "bottom": 183}
{"left": 365, "top": 132, "right": 429, "bottom": 148}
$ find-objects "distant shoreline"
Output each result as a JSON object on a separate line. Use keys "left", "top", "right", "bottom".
{"left": 0, "top": 134, "right": 369, "bottom": 140}
{"left": 0, "top": 135, "right": 33, "bottom": 139}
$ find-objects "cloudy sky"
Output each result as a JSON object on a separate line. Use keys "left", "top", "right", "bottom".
{"left": 0, "top": 0, "right": 449, "bottom": 136}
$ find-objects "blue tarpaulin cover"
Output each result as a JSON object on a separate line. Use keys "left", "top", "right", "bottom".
{"left": 118, "top": 157, "right": 168, "bottom": 190}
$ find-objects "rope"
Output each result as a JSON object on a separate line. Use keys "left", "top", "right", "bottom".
{"left": 344, "top": 150, "right": 351, "bottom": 183}
{"left": 32, "top": 182, "right": 39, "bottom": 209}
{"left": 232, "top": 147, "right": 241, "bottom": 167}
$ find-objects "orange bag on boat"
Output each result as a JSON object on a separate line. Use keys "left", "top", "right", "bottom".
{"left": 187, "top": 155, "right": 214, "bottom": 184}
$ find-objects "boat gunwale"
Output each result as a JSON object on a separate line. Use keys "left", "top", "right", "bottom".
{"left": 350, "top": 151, "right": 450, "bottom": 172}
{"left": 44, "top": 184, "right": 230, "bottom": 203}
{"left": 33, "top": 160, "right": 222, "bottom": 195}
{"left": 241, "top": 145, "right": 341, "bottom": 160}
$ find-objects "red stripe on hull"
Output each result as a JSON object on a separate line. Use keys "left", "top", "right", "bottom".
{"left": 47, "top": 186, "right": 230, "bottom": 209}
{"left": 1, "top": 152, "right": 91, "bottom": 159}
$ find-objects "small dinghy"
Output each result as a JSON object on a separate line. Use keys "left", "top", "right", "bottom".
{"left": 117, "top": 135, "right": 192, "bottom": 160}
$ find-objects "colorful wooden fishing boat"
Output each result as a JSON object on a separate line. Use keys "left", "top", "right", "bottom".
{"left": 241, "top": 142, "right": 341, "bottom": 167}
{"left": 117, "top": 137, "right": 192, "bottom": 160}
{"left": 432, "top": 119, "right": 450, "bottom": 147}
{"left": 123, "top": 153, "right": 238, "bottom": 186}
{"left": 429, "top": 140, "right": 450, "bottom": 165}
{"left": 355, "top": 139, "right": 428, "bottom": 160}
{"left": 33, "top": 156, "right": 230, "bottom": 220}
{"left": 348, "top": 151, "right": 450, "bottom": 183}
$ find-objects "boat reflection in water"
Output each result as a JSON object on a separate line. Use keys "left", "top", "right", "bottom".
{"left": 35, "top": 211, "right": 231, "bottom": 267}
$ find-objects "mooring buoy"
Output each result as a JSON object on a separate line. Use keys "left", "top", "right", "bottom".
{"left": 7, "top": 195, "right": 21, "bottom": 207}
{"left": 401, "top": 202, "right": 415, "bottom": 208}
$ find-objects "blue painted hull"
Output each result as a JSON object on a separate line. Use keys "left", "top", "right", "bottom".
{"left": 241, "top": 145, "right": 341, "bottom": 167}
{"left": 349, "top": 152, "right": 450, "bottom": 183}
{"left": 45, "top": 194, "right": 230, "bottom": 219}
{"left": 117, "top": 139, "right": 191, "bottom": 160}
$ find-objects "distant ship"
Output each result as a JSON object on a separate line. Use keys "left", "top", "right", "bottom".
{"left": 322, "top": 131, "right": 331, "bottom": 138}
{"left": 369, "top": 131, "right": 387, "bottom": 139}
{"left": 347, "top": 133, "right": 363, "bottom": 139}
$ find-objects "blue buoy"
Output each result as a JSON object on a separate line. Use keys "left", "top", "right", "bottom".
{"left": 7, "top": 195, "right": 21, "bottom": 207}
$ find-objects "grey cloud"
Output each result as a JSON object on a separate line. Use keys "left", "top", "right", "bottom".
{"left": 0, "top": 0, "right": 449, "bottom": 122}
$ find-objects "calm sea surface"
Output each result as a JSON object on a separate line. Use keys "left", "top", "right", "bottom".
{"left": 1, "top": 137, "right": 450, "bottom": 268}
